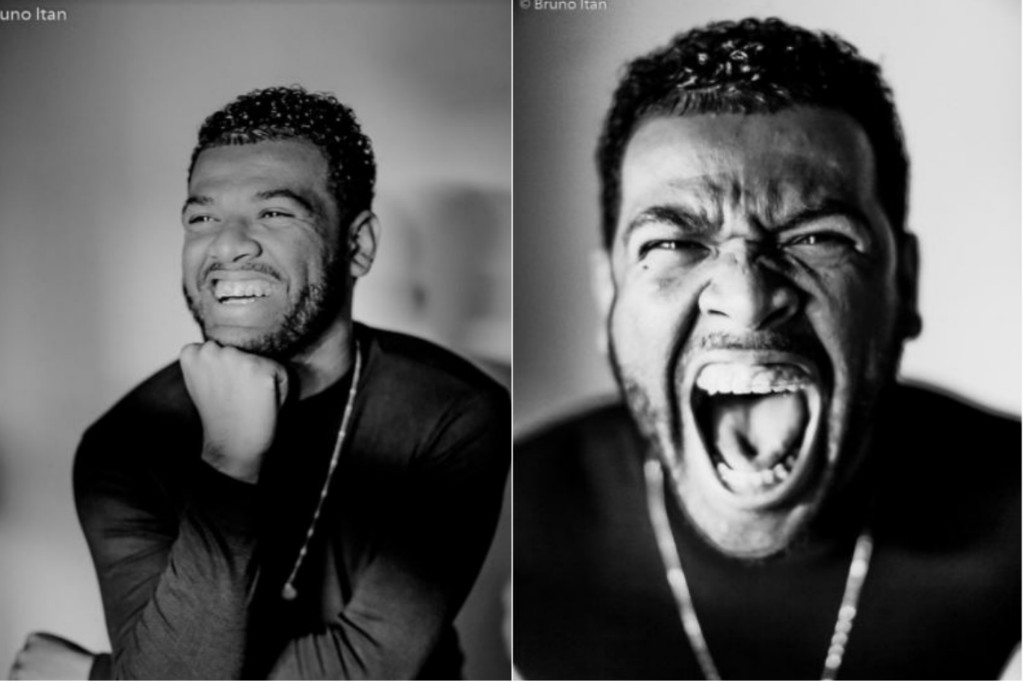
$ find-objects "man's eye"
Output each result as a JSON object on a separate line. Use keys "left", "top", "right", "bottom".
{"left": 261, "top": 210, "right": 294, "bottom": 220}
{"left": 186, "top": 215, "right": 214, "bottom": 225}
{"left": 639, "top": 240, "right": 710, "bottom": 258}
{"left": 787, "top": 232, "right": 855, "bottom": 249}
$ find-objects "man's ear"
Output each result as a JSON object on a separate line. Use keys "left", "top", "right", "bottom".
{"left": 590, "top": 248, "right": 615, "bottom": 357}
{"left": 347, "top": 210, "right": 379, "bottom": 279}
{"left": 896, "top": 231, "right": 922, "bottom": 341}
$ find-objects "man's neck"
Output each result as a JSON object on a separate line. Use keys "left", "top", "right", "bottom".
{"left": 287, "top": 318, "right": 357, "bottom": 401}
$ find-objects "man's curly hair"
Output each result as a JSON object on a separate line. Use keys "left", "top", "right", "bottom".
{"left": 188, "top": 86, "right": 376, "bottom": 227}
{"left": 596, "top": 17, "right": 909, "bottom": 250}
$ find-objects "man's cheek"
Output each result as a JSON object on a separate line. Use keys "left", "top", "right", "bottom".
{"left": 612, "top": 299, "right": 680, "bottom": 390}
{"left": 181, "top": 250, "right": 205, "bottom": 288}
{"left": 844, "top": 280, "right": 898, "bottom": 342}
{"left": 824, "top": 295, "right": 896, "bottom": 388}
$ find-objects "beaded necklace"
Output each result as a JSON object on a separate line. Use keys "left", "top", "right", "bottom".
{"left": 643, "top": 456, "right": 873, "bottom": 680}
{"left": 281, "top": 339, "right": 362, "bottom": 601}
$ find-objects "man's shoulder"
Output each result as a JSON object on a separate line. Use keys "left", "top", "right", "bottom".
{"left": 361, "top": 323, "right": 508, "bottom": 410}
{"left": 74, "top": 361, "right": 196, "bottom": 492}
{"left": 517, "top": 400, "right": 633, "bottom": 459}
{"left": 892, "top": 378, "right": 1018, "bottom": 427}
{"left": 875, "top": 382, "right": 1020, "bottom": 550}
{"left": 886, "top": 382, "right": 1019, "bottom": 456}
{"left": 878, "top": 382, "right": 1019, "bottom": 502}
{"left": 354, "top": 325, "right": 509, "bottom": 468}
{"left": 515, "top": 400, "right": 643, "bottom": 506}
{"left": 85, "top": 361, "right": 192, "bottom": 437}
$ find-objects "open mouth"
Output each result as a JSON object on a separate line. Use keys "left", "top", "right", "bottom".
{"left": 211, "top": 278, "right": 277, "bottom": 305}
{"left": 690, "top": 359, "right": 823, "bottom": 508}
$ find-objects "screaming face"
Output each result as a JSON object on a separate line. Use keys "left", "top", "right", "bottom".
{"left": 598, "top": 107, "right": 917, "bottom": 558}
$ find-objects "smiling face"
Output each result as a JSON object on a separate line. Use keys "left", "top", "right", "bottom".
{"left": 596, "top": 107, "right": 917, "bottom": 558}
{"left": 182, "top": 139, "right": 347, "bottom": 359}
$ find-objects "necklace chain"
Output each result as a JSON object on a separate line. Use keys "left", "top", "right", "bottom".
{"left": 281, "top": 339, "right": 362, "bottom": 601}
{"left": 643, "top": 457, "right": 873, "bottom": 680}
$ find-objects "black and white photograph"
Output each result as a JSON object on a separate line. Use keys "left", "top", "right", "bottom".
{"left": 514, "top": 0, "right": 1019, "bottom": 679}
{"left": 0, "top": 1, "right": 511, "bottom": 679}
{"left": 0, "top": 0, "right": 1020, "bottom": 680}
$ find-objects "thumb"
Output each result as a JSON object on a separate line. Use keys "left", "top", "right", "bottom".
{"left": 273, "top": 365, "right": 291, "bottom": 409}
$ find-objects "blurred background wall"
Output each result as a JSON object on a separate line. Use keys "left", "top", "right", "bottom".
{"left": 514, "top": 0, "right": 1020, "bottom": 434}
{"left": 0, "top": 0, "right": 510, "bottom": 678}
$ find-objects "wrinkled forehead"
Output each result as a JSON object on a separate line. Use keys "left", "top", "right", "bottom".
{"left": 617, "top": 108, "right": 880, "bottom": 229}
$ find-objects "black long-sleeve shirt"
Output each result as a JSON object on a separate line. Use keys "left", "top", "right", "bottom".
{"left": 514, "top": 384, "right": 1020, "bottom": 679}
{"left": 75, "top": 324, "right": 510, "bottom": 679}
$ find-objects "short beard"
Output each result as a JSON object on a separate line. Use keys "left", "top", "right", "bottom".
{"left": 608, "top": 339, "right": 664, "bottom": 452}
{"left": 184, "top": 249, "right": 347, "bottom": 361}
{"left": 606, "top": 317, "right": 904, "bottom": 555}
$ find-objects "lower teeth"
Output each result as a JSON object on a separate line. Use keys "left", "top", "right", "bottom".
{"left": 716, "top": 456, "right": 794, "bottom": 492}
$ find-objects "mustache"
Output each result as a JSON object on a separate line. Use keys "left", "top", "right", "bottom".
{"left": 683, "top": 330, "right": 825, "bottom": 363}
{"left": 202, "top": 261, "right": 283, "bottom": 283}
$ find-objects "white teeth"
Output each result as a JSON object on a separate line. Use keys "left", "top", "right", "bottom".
{"left": 213, "top": 279, "right": 274, "bottom": 301}
{"left": 715, "top": 452, "right": 796, "bottom": 492}
{"left": 696, "top": 363, "right": 809, "bottom": 396}
{"left": 717, "top": 464, "right": 753, "bottom": 493}
{"left": 697, "top": 363, "right": 823, "bottom": 501}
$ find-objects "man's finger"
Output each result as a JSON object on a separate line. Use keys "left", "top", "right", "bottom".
{"left": 274, "top": 367, "right": 290, "bottom": 408}
{"left": 179, "top": 343, "right": 201, "bottom": 365}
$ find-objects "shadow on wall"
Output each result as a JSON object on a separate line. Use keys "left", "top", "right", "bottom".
{"left": 358, "top": 183, "right": 511, "bottom": 375}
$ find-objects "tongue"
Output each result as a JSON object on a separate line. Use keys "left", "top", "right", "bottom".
{"left": 710, "top": 392, "right": 807, "bottom": 470}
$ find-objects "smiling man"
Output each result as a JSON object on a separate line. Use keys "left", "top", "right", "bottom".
{"left": 514, "top": 18, "right": 1019, "bottom": 680}
{"left": 56, "top": 86, "right": 508, "bottom": 679}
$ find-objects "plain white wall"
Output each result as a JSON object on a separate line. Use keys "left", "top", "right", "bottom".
{"left": 514, "top": 0, "right": 1021, "bottom": 433}
{"left": 0, "top": 1, "right": 511, "bottom": 677}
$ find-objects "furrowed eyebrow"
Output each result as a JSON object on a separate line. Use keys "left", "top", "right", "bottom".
{"left": 181, "top": 195, "right": 212, "bottom": 215}
{"left": 255, "top": 189, "right": 320, "bottom": 217}
{"left": 623, "top": 205, "right": 717, "bottom": 242}
{"left": 778, "top": 198, "right": 871, "bottom": 231}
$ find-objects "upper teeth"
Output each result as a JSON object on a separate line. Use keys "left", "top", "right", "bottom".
{"left": 214, "top": 279, "right": 274, "bottom": 300}
{"left": 696, "top": 363, "right": 809, "bottom": 395}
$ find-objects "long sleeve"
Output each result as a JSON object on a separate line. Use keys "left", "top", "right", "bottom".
{"left": 72, "top": 332, "right": 510, "bottom": 680}
{"left": 264, "top": 384, "right": 510, "bottom": 679}
{"left": 74, "top": 427, "right": 262, "bottom": 680}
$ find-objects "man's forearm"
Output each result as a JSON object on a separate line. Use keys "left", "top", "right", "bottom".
{"left": 80, "top": 459, "right": 261, "bottom": 679}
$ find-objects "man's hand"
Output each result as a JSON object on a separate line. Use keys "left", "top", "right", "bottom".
{"left": 8, "top": 632, "right": 95, "bottom": 680}
{"left": 180, "top": 341, "right": 289, "bottom": 484}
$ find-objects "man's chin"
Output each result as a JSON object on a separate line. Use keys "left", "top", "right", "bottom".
{"left": 186, "top": 277, "right": 345, "bottom": 363}
{"left": 665, "top": 420, "right": 832, "bottom": 559}
{"left": 201, "top": 324, "right": 291, "bottom": 358}
{"left": 677, "top": 482, "right": 819, "bottom": 559}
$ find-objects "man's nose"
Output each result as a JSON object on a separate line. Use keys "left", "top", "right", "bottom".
{"left": 210, "top": 218, "right": 261, "bottom": 262}
{"left": 698, "top": 243, "right": 800, "bottom": 331}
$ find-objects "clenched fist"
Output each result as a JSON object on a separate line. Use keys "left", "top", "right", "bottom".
{"left": 180, "top": 341, "right": 289, "bottom": 484}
